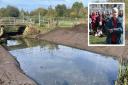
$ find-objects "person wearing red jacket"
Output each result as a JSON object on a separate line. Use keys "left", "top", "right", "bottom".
{"left": 91, "top": 12, "right": 97, "bottom": 34}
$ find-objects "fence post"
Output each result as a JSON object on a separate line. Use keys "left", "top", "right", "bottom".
{"left": 9, "top": 17, "right": 10, "bottom": 25}
{"left": 13, "top": 18, "right": 15, "bottom": 25}
{"left": 48, "top": 18, "right": 50, "bottom": 28}
{"left": 39, "top": 12, "right": 41, "bottom": 26}
{"left": 23, "top": 13, "right": 25, "bottom": 23}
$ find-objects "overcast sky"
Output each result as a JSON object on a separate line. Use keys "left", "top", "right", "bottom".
{"left": 0, "top": 0, "right": 107, "bottom": 12}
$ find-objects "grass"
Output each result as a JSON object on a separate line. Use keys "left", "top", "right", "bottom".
{"left": 89, "top": 35, "right": 106, "bottom": 44}
{"left": 58, "top": 20, "right": 74, "bottom": 27}
{"left": 115, "top": 60, "right": 128, "bottom": 85}
{"left": 35, "top": 18, "right": 85, "bottom": 33}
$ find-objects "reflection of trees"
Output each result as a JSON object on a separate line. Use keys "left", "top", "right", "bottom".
{"left": 23, "top": 39, "right": 60, "bottom": 56}
{"left": 7, "top": 38, "right": 59, "bottom": 51}
{"left": 23, "top": 38, "right": 39, "bottom": 47}
{"left": 39, "top": 40, "right": 59, "bottom": 50}
{"left": 21, "top": 38, "right": 59, "bottom": 50}
{"left": 8, "top": 44, "right": 26, "bottom": 51}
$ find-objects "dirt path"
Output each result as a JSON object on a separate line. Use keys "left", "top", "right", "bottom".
{"left": 0, "top": 45, "right": 37, "bottom": 85}
{"left": 36, "top": 25, "right": 128, "bottom": 60}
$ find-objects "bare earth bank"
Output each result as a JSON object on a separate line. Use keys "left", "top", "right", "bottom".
{"left": 36, "top": 26, "right": 128, "bottom": 60}
{"left": 0, "top": 45, "right": 37, "bottom": 85}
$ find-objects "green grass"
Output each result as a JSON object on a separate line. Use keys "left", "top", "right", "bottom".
{"left": 115, "top": 61, "right": 128, "bottom": 85}
{"left": 58, "top": 20, "right": 75, "bottom": 27}
{"left": 35, "top": 19, "right": 83, "bottom": 33}
{"left": 89, "top": 35, "right": 106, "bottom": 44}
{"left": 23, "top": 17, "right": 85, "bottom": 35}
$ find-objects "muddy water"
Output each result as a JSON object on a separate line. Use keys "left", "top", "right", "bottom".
{"left": 7, "top": 38, "right": 119, "bottom": 85}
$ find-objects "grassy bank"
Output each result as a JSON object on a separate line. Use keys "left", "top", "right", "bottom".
{"left": 89, "top": 35, "right": 106, "bottom": 44}
{"left": 35, "top": 18, "right": 85, "bottom": 33}
{"left": 115, "top": 60, "right": 128, "bottom": 85}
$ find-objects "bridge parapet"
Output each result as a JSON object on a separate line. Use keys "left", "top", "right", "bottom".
{"left": 0, "top": 17, "right": 34, "bottom": 26}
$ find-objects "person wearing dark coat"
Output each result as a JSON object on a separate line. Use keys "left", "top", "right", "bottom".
{"left": 105, "top": 7, "right": 123, "bottom": 44}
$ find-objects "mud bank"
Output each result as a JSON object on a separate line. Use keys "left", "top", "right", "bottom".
{"left": 0, "top": 45, "right": 37, "bottom": 85}
{"left": 35, "top": 28, "right": 128, "bottom": 59}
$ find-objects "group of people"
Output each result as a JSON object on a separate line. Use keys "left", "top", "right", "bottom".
{"left": 89, "top": 7, "right": 123, "bottom": 44}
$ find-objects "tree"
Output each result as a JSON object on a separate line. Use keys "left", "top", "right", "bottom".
{"left": 19, "top": 9, "right": 30, "bottom": 18}
{"left": 46, "top": 5, "right": 56, "bottom": 17}
{"left": 30, "top": 8, "right": 47, "bottom": 16}
{"left": 71, "top": 2, "right": 84, "bottom": 18}
{"left": 6, "top": 5, "right": 20, "bottom": 17}
{"left": 79, "top": 8, "right": 87, "bottom": 18}
{"left": 0, "top": 6, "right": 19, "bottom": 17}
{"left": 0, "top": 8, "right": 6, "bottom": 17}
{"left": 72, "top": 2, "right": 84, "bottom": 10}
{"left": 64, "top": 9, "right": 71, "bottom": 17}
{"left": 55, "top": 4, "right": 67, "bottom": 17}
{"left": 70, "top": 11, "right": 77, "bottom": 18}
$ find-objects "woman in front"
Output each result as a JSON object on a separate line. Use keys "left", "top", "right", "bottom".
{"left": 105, "top": 7, "right": 123, "bottom": 44}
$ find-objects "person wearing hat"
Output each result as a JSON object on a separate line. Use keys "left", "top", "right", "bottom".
{"left": 105, "top": 7, "right": 123, "bottom": 44}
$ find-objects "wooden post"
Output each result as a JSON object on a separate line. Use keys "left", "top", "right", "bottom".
{"left": 23, "top": 12, "right": 25, "bottom": 23}
{"left": 9, "top": 17, "right": 11, "bottom": 25}
{"left": 48, "top": 19, "right": 50, "bottom": 28}
{"left": 39, "top": 12, "right": 41, "bottom": 26}
{"left": 0, "top": 26, "right": 4, "bottom": 37}
{"left": 14, "top": 18, "right": 16, "bottom": 25}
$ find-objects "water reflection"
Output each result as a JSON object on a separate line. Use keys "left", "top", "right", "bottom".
{"left": 6, "top": 38, "right": 59, "bottom": 51}
{"left": 7, "top": 38, "right": 119, "bottom": 85}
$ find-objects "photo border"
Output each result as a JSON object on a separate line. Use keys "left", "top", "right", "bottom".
{"left": 88, "top": 2, "right": 125, "bottom": 46}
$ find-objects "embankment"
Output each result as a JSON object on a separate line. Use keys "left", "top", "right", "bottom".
{"left": 35, "top": 27, "right": 128, "bottom": 59}
{"left": 0, "top": 45, "right": 37, "bottom": 85}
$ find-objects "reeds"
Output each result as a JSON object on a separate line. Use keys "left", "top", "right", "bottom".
{"left": 115, "top": 58, "right": 128, "bottom": 85}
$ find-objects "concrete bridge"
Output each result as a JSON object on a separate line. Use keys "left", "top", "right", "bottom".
{"left": 0, "top": 17, "right": 34, "bottom": 26}
{"left": 0, "top": 17, "right": 35, "bottom": 37}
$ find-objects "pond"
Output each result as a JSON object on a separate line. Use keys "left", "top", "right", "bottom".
{"left": 6, "top": 38, "right": 119, "bottom": 85}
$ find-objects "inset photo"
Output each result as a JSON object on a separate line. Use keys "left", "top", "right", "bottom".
{"left": 88, "top": 3, "right": 125, "bottom": 46}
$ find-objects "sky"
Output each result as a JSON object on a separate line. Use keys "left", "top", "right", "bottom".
{"left": 0, "top": 0, "right": 89, "bottom": 12}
